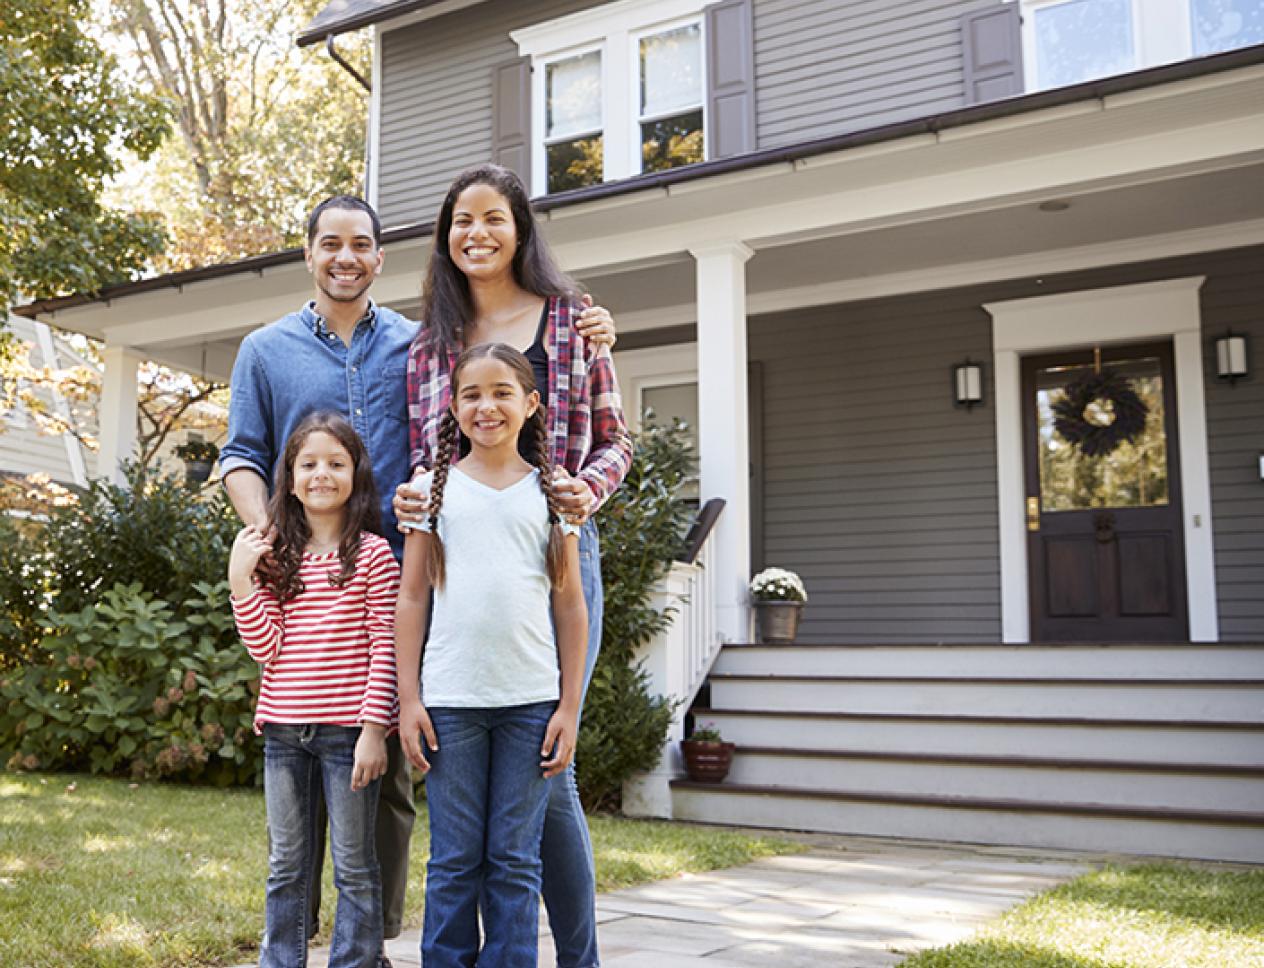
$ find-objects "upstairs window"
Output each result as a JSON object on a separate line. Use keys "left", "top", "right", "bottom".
{"left": 1019, "top": 0, "right": 1264, "bottom": 91}
{"left": 513, "top": 0, "right": 710, "bottom": 196}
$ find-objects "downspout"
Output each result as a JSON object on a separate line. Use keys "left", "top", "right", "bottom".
{"left": 323, "top": 34, "right": 373, "bottom": 198}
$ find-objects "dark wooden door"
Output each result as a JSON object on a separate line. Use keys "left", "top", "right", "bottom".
{"left": 1023, "top": 341, "right": 1188, "bottom": 642}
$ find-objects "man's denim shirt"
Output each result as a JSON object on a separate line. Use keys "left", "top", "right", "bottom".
{"left": 221, "top": 301, "right": 419, "bottom": 559}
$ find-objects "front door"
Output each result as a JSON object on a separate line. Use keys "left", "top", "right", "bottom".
{"left": 1022, "top": 341, "right": 1188, "bottom": 642}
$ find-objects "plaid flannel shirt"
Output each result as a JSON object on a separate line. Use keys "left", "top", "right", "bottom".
{"left": 406, "top": 296, "right": 633, "bottom": 510}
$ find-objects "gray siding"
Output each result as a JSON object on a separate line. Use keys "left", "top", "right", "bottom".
{"left": 377, "top": 0, "right": 999, "bottom": 225}
{"left": 377, "top": 0, "right": 597, "bottom": 228}
{"left": 752, "top": 0, "right": 995, "bottom": 149}
{"left": 749, "top": 245, "right": 1264, "bottom": 643}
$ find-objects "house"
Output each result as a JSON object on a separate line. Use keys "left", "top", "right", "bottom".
{"left": 17, "top": 0, "right": 1264, "bottom": 861}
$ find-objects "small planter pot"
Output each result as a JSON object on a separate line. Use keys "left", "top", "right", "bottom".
{"left": 754, "top": 600, "right": 803, "bottom": 644}
{"left": 183, "top": 459, "right": 214, "bottom": 485}
{"left": 681, "top": 740, "right": 736, "bottom": 783}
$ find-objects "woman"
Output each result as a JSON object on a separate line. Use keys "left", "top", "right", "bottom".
{"left": 396, "top": 163, "right": 631, "bottom": 968}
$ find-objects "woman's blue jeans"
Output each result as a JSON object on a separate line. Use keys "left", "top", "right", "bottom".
{"left": 539, "top": 517, "right": 603, "bottom": 967}
{"left": 261, "top": 723, "right": 382, "bottom": 968}
{"left": 422, "top": 701, "right": 556, "bottom": 968}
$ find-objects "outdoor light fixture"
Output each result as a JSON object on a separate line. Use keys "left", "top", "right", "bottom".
{"left": 954, "top": 360, "right": 984, "bottom": 409}
{"left": 1215, "top": 331, "right": 1249, "bottom": 383}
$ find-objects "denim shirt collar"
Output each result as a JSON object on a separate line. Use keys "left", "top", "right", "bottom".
{"left": 301, "top": 300, "right": 378, "bottom": 339}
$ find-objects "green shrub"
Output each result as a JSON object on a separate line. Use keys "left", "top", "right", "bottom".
{"left": 0, "top": 581, "right": 261, "bottom": 784}
{"left": 577, "top": 419, "right": 694, "bottom": 811}
{"left": 0, "top": 509, "right": 52, "bottom": 671}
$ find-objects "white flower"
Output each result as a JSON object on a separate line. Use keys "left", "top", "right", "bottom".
{"left": 749, "top": 567, "right": 807, "bottom": 603}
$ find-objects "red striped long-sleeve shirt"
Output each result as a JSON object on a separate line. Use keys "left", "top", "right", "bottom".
{"left": 232, "top": 532, "right": 400, "bottom": 733}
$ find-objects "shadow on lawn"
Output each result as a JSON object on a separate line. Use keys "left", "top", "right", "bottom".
{"left": 903, "top": 938, "right": 1128, "bottom": 968}
{"left": 1059, "top": 862, "right": 1264, "bottom": 936}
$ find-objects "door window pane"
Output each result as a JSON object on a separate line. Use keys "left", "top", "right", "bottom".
{"left": 643, "top": 382, "right": 699, "bottom": 500}
{"left": 1035, "top": 355, "right": 1169, "bottom": 512}
{"left": 1033, "top": 0, "right": 1135, "bottom": 90}
{"left": 1191, "top": 0, "right": 1264, "bottom": 54}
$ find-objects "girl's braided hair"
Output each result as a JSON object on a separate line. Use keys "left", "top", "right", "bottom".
{"left": 424, "top": 342, "right": 568, "bottom": 591}
{"left": 265, "top": 411, "right": 381, "bottom": 603}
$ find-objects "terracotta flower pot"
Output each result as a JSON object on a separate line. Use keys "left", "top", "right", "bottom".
{"left": 755, "top": 600, "right": 803, "bottom": 643}
{"left": 681, "top": 739, "right": 735, "bottom": 783}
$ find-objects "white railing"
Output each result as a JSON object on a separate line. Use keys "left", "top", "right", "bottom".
{"left": 622, "top": 531, "right": 724, "bottom": 818}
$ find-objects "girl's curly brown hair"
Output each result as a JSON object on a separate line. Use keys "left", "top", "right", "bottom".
{"left": 265, "top": 411, "right": 381, "bottom": 603}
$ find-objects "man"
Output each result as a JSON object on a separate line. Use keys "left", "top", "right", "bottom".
{"left": 221, "top": 194, "right": 614, "bottom": 964}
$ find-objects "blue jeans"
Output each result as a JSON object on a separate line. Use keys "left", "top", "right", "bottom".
{"left": 540, "top": 518, "right": 603, "bottom": 966}
{"left": 261, "top": 724, "right": 382, "bottom": 968}
{"left": 423, "top": 701, "right": 556, "bottom": 968}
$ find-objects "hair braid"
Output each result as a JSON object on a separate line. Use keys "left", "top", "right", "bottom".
{"left": 423, "top": 410, "right": 460, "bottom": 588}
{"left": 529, "top": 409, "right": 568, "bottom": 590}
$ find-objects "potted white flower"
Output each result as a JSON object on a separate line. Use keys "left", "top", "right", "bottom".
{"left": 749, "top": 567, "right": 807, "bottom": 643}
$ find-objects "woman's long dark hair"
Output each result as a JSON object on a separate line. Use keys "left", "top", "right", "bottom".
{"left": 266, "top": 411, "right": 381, "bottom": 603}
{"left": 423, "top": 343, "right": 567, "bottom": 591}
{"left": 420, "top": 164, "right": 580, "bottom": 352}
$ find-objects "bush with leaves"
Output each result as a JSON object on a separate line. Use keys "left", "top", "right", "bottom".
{"left": 0, "top": 581, "right": 261, "bottom": 785}
{"left": 576, "top": 419, "right": 695, "bottom": 811}
{"left": 0, "top": 511, "right": 52, "bottom": 671}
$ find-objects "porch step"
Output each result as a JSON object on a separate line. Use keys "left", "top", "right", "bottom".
{"left": 691, "top": 708, "right": 1264, "bottom": 766}
{"left": 670, "top": 780, "right": 1264, "bottom": 864}
{"left": 707, "top": 673, "right": 1264, "bottom": 722}
{"left": 674, "top": 643, "right": 1264, "bottom": 862}
{"left": 725, "top": 746, "right": 1264, "bottom": 813}
{"left": 714, "top": 643, "right": 1264, "bottom": 679}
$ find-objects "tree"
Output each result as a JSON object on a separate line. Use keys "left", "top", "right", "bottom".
{"left": 106, "top": 0, "right": 369, "bottom": 270}
{"left": 0, "top": 0, "right": 168, "bottom": 321}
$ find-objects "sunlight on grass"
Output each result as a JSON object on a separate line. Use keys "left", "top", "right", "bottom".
{"left": 0, "top": 771, "right": 796, "bottom": 967}
{"left": 902, "top": 863, "right": 1264, "bottom": 968}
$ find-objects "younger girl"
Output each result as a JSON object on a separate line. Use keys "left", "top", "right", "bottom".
{"left": 229, "top": 410, "right": 400, "bottom": 968}
{"left": 395, "top": 343, "right": 587, "bottom": 968}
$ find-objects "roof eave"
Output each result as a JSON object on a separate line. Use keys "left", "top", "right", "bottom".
{"left": 296, "top": 0, "right": 447, "bottom": 47}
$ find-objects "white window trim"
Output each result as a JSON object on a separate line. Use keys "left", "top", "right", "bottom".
{"left": 1014, "top": 0, "right": 1194, "bottom": 92}
{"left": 983, "top": 276, "right": 1218, "bottom": 643}
{"left": 511, "top": 0, "right": 710, "bottom": 196}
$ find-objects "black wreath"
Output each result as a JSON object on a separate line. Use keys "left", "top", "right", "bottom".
{"left": 1051, "top": 368, "right": 1149, "bottom": 458}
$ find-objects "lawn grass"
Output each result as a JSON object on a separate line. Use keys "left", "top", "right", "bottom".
{"left": 900, "top": 861, "right": 1264, "bottom": 968}
{"left": 0, "top": 771, "right": 797, "bottom": 967}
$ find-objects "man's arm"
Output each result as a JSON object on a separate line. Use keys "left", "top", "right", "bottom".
{"left": 224, "top": 468, "right": 270, "bottom": 529}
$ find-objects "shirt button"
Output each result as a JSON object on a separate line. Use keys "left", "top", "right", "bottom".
{"left": 352, "top": 365, "right": 359, "bottom": 372}
{"left": 356, "top": 408, "right": 363, "bottom": 416}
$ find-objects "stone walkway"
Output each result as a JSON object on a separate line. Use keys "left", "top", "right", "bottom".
{"left": 239, "top": 832, "right": 1095, "bottom": 967}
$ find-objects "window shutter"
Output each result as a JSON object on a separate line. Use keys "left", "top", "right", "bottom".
{"left": 492, "top": 56, "right": 532, "bottom": 185}
{"left": 705, "top": 0, "right": 756, "bottom": 159}
{"left": 961, "top": 4, "right": 1024, "bottom": 104}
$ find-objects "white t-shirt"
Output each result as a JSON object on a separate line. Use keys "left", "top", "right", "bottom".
{"left": 412, "top": 465, "right": 577, "bottom": 707}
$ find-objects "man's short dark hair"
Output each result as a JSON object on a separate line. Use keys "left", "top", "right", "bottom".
{"left": 306, "top": 195, "right": 382, "bottom": 247}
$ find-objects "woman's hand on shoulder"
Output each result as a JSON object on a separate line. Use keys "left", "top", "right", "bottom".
{"left": 541, "top": 705, "right": 579, "bottom": 779}
{"left": 393, "top": 467, "right": 431, "bottom": 533}
{"left": 575, "top": 293, "right": 617, "bottom": 348}
{"left": 351, "top": 723, "right": 389, "bottom": 791}
{"left": 399, "top": 698, "right": 438, "bottom": 774}
{"left": 551, "top": 467, "right": 594, "bottom": 524}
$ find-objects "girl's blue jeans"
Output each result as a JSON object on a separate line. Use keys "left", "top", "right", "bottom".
{"left": 540, "top": 517, "right": 603, "bottom": 967}
{"left": 422, "top": 701, "right": 557, "bottom": 968}
{"left": 260, "top": 723, "right": 382, "bottom": 968}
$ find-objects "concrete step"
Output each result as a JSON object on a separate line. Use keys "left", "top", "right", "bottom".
{"left": 714, "top": 643, "right": 1264, "bottom": 680}
{"left": 707, "top": 674, "right": 1264, "bottom": 722}
{"left": 726, "top": 747, "right": 1264, "bottom": 813}
{"left": 670, "top": 781, "right": 1264, "bottom": 864}
{"left": 692, "top": 708, "right": 1264, "bottom": 766}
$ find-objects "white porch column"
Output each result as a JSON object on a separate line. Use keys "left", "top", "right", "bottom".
{"left": 690, "top": 241, "right": 754, "bottom": 643}
{"left": 98, "top": 346, "right": 142, "bottom": 484}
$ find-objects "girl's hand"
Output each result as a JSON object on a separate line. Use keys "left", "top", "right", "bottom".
{"left": 228, "top": 525, "right": 273, "bottom": 594}
{"left": 576, "top": 294, "right": 617, "bottom": 348}
{"left": 541, "top": 706, "right": 579, "bottom": 778}
{"left": 351, "top": 724, "right": 388, "bottom": 791}
{"left": 393, "top": 468, "right": 431, "bottom": 533}
{"left": 551, "top": 467, "right": 595, "bottom": 523}
{"left": 400, "top": 699, "right": 438, "bottom": 774}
